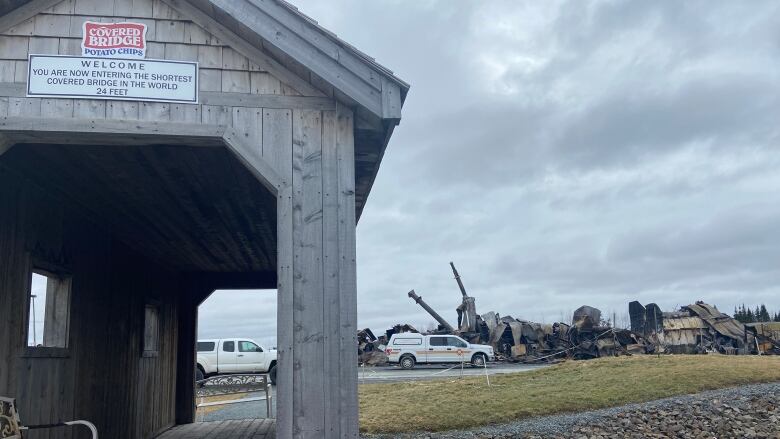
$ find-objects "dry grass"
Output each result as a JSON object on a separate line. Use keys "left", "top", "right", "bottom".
{"left": 358, "top": 355, "right": 780, "bottom": 434}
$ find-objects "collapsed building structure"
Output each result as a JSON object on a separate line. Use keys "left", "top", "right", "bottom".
{"left": 357, "top": 263, "right": 780, "bottom": 366}
{"left": 398, "top": 263, "right": 647, "bottom": 363}
{"left": 630, "top": 301, "right": 780, "bottom": 355}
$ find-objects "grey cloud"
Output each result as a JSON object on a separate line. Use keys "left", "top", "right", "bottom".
{"left": 200, "top": 0, "right": 780, "bottom": 340}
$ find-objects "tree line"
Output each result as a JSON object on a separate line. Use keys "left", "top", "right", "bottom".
{"left": 733, "top": 304, "right": 780, "bottom": 323}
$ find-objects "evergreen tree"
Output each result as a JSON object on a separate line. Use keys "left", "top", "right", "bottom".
{"left": 759, "top": 304, "right": 770, "bottom": 322}
{"left": 736, "top": 304, "right": 746, "bottom": 323}
{"left": 746, "top": 308, "right": 755, "bottom": 323}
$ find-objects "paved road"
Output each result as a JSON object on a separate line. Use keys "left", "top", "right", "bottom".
{"left": 200, "top": 363, "right": 546, "bottom": 422}
{"left": 357, "top": 362, "right": 547, "bottom": 383}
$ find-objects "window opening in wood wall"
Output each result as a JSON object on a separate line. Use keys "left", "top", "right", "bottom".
{"left": 27, "top": 269, "right": 71, "bottom": 348}
{"left": 143, "top": 304, "right": 160, "bottom": 356}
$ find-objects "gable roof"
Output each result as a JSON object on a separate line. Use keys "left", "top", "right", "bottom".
{"left": 181, "top": 0, "right": 410, "bottom": 218}
{"left": 0, "top": 0, "right": 408, "bottom": 219}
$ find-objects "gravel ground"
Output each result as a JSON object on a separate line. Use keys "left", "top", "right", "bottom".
{"left": 362, "top": 381, "right": 780, "bottom": 439}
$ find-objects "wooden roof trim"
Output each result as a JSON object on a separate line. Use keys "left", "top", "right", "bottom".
{"left": 272, "top": 0, "right": 410, "bottom": 92}
{"left": 163, "top": 0, "right": 326, "bottom": 98}
{"left": 0, "top": 0, "right": 61, "bottom": 33}
{"left": 209, "top": 0, "right": 406, "bottom": 121}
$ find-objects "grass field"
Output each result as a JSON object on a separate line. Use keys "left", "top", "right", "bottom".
{"left": 358, "top": 354, "right": 780, "bottom": 434}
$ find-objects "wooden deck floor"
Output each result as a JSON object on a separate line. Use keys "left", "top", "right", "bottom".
{"left": 156, "top": 419, "right": 275, "bottom": 438}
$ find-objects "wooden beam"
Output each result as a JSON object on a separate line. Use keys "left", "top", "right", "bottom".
{"left": 200, "top": 91, "right": 336, "bottom": 110}
{"left": 0, "top": 133, "right": 13, "bottom": 156}
{"left": 381, "top": 77, "right": 402, "bottom": 120}
{"left": 0, "top": 117, "right": 227, "bottom": 145}
{"left": 335, "top": 104, "right": 359, "bottom": 436}
{"left": 191, "top": 271, "right": 277, "bottom": 291}
{"left": 0, "top": 0, "right": 62, "bottom": 34}
{"left": 175, "top": 289, "right": 200, "bottom": 424}
{"left": 211, "top": 0, "right": 384, "bottom": 117}
{"left": 221, "top": 129, "right": 283, "bottom": 195}
{"left": 291, "top": 108, "right": 325, "bottom": 434}
{"left": 162, "top": 0, "right": 325, "bottom": 98}
{"left": 0, "top": 84, "right": 333, "bottom": 111}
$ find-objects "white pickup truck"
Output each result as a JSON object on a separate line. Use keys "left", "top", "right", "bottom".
{"left": 386, "top": 333, "right": 494, "bottom": 369}
{"left": 196, "top": 338, "right": 277, "bottom": 384}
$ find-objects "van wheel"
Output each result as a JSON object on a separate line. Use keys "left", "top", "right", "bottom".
{"left": 471, "top": 353, "right": 487, "bottom": 367}
{"left": 399, "top": 355, "right": 415, "bottom": 370}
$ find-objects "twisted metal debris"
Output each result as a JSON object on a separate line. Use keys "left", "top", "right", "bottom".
{"left": 357, "top": 264, "right": 779, "bottom": 365}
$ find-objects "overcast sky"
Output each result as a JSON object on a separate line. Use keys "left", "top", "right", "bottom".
{"left": 199, "top": 0, "right": 780, "bottom": 346}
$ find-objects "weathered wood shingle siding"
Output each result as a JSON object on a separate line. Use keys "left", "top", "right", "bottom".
{"left": 0, "top": 0, "right": 304, "bottom": 99}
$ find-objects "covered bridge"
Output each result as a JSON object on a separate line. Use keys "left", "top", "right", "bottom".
{"left": 0, "top": 0, "right": 408, "bottom": 437}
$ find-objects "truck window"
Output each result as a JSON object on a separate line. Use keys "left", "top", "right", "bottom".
{"left": 197, "top": 341, "right": 215, "bottom": 352}
{"left": 239, "top": 341, "right": 261, "bottom": 352}
{"left": 429, "top": 336, "right": 447, "bottom": 346}
{"left": 447, "top": 337, "right": 468, "bottom": 348}
{"left": 223, "top": 341, "right": 235, "bottom": 352}
{"left": 393, "top": 338, "right": 422, "bottom": 345}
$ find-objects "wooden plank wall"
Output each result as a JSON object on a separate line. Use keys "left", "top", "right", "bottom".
{"left": 0, "top": 166, "right": 183, "bottom": 439}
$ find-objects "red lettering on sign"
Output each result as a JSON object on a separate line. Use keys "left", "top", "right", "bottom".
{"left": 82, "top": 22, "right": 147, "bottom": 52}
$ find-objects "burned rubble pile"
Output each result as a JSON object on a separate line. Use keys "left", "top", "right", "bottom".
{"left": 630, "top": 301, "right": 780, "bottom": 356}
{"left": 357, "top": 263, "right": 780, "bottom": 366}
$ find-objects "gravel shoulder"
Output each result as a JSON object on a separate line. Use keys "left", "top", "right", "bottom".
{"left": 362, "top": 381, "right": 780, "bottom": 439}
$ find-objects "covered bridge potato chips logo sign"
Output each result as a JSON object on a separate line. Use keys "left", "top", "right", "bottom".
{"left": 82, "top": 21, "right": 147, "bottom": 58}
{"left": 26, "top": 19, "right": 198, "bottom": 103}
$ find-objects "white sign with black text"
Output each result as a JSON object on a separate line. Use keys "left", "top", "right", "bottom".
{"left": 27, "top": 55, "right": 199, "bottom": 103}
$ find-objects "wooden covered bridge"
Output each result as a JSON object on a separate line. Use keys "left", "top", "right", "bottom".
{"left": 0, "top": 0, "right": 407, "bottom": 437}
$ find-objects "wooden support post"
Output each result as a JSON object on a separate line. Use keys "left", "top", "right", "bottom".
{"left": 275, "top": 105, "right": 358, "bottom": 438}
{"left": 175, "top": 288, "right": 201, "bottom": 425}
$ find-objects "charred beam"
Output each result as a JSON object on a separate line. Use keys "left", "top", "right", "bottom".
{"left": 407, "top": 289, "right": 455, "bottom": 333}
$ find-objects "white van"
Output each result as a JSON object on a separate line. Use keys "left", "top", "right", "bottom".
{"left": 386, "top": 333, "right": 494, "bottom": 369}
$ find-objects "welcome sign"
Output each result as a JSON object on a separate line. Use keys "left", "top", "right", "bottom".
{"left": 26, "top": 19, "right": 198, "bottom": 103}
{"left": 82, "top": 21, "right": 148, "bottom": 58}
{"left": 27, "top": 55, "right": 198, "bottom": 103}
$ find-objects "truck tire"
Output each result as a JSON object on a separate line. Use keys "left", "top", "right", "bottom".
{"left": 196, "top": 366, "right": 204, "bottom": 383}
{"left": 471, "top": 353, "right": 487, "bottom": 367}
{"left": 269, "top": 364, "right": 277, "bottom": 385}
{"left": 399, "top": 355, "right": 415, "bottom": 370}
